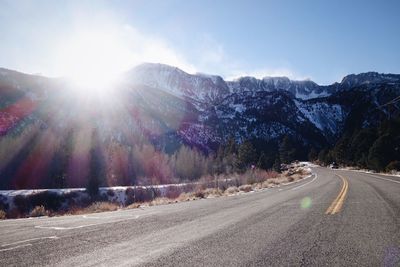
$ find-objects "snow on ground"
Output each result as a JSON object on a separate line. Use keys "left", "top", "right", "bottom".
{"left": 0, "top": 162, "right": 316, "bottom": 213}
{"left": 295, "top": 90, "right": 329, "bottom": 100}
{"left": 0, "top": 182, "right": 200, "bottom": 211}
{"left": 299, "top": 161, "right": 319, "bottom": 168}
{"left": 294, "top": 100, "right": 346, "bottom": 136}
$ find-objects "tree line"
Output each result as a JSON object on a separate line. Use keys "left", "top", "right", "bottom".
{"left": 0, "top": 121, "right": 311, "bottom": 191}
{"left": 313, "top": 116, "right": 400, "bottom": 172}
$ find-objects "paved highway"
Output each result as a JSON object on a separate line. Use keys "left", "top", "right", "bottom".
{"left": 1, "top": 167, "right": 400, "bottom": 266}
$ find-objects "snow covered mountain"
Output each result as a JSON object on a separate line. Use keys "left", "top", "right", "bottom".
{"left": 122, "top": 63, "right": 400, "bottom": 146}
{"left": 126, "top": 64, "right": 230, "bottom": 110}
{"left": 127, "top": 63, "right": 331, "bottom": 100}
{"left": 1, "top": 63, "right": 399, "bottom": 153}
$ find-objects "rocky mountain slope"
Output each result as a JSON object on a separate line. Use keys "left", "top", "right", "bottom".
{"left": 1, "top": 63, "right": 399, "bottom": 153}
{"left": 124, "top": 63, "right": 400, "bottom": 147}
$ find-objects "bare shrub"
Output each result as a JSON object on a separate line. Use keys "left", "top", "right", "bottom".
{"left": 195, "top": 177, "right": 209, "bottom": 191}
{"left": 30, "top": 205, "right": 48, "bottom": 217}
{"left": 126, "top": 203, "right": 141, "bottom": 209}
{"left": 66, "top": 202, "right": 119, "bottom": 215}
{"left": 126, "top": 186, "right": 183, "bottom": 206}
{"left": 0, "top": 210, "right": 6, "bottom": 220}
{"left": 225, "top": 186, "right": 239, "bottom": 195}
{"left": 261, "top": 181, "right": 272, "bottom": 188}
{"left": 252, "top": 183, "right": 263, "bottom": 190}
{"left": 203, "top": 188, "right": 223, "bottom": 198}
{"left": 239, "top": 184, "right": 252, "bottom": 192}
{"left": 268, "top": 178, "right": 282, "bottom": 185}
{"left": 244, "top": 169, "right": 280, "bottom": 184}
{"left": 176, "top": 192, "right": 194, "bottom": 202}
{"left": 194, "top": 190, "right": 205, "bottom": 199}
{"left": 150, "top": 197, "right": 172, "bottom": 206}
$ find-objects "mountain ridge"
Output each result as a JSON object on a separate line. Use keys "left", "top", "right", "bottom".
{"left": 128, "top": 63, "right": 400, "bottom": 101}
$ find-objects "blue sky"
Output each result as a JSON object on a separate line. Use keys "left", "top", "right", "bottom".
{"left": 0, "top": 0, "right": 399, "bottom": 84}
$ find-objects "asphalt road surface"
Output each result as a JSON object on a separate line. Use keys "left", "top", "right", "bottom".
{"left": 1, "top": 167, "right": 400, "bottom": 266}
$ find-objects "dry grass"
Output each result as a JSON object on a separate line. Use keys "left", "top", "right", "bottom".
{"left": 203, "top": 188, "right": 223, "bottom": 198}
{"left": 268, "top": 176, "right": 292, "bottom": 185}
{"left": 30, "top": 205, "right": 48, "bottom": 217}
{"left": 176, "top": 192, "right": 196, "bottom": 202}
{"left": 124, "top": 167, "right": 310, "bottom": 210}
{"left": 238, "top": 184, "right": 252, "bottom": 192}
{"left": 252, "top": 183, "right": 263, "bottom": 190}
{"left": 0, "top": 210, "right": 6, "bottom": 220}
{"left": 261, "top": 181, "right": 273, "bottom": 188}
{"left": 126, "top": 203, "right": 141, "bottom": 209}
{"left": 1, "top": 166, "right": 312, "bottom": 220}
{"left": 194, "top": 190, "right": 206, "bottom": 199}
{"left": 149, "top": 197, "right": 173, "bottom": 206}
{"left": 71, "top": 202, "right": 119, "bottom": 215}
{"left": 225, "top": 186, "right": 239, "bottom": 195}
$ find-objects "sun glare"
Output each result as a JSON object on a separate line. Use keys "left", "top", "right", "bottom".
{"left": 57, "top": 31, "right": 132, "bottom": 93}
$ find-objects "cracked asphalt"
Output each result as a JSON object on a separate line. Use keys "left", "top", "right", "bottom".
{"left": 1, "top": 167, "right": 400, "bottom": 266}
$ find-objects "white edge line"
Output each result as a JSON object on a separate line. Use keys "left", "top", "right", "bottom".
{"left": 277, "top": 173, "right": 314, "bottom": 191}
{"left": 34, "top": 214, "right": 144, "bottom": 230}
{"left": 291, "top": 173, "right": 318, "bottom": 191}
{"left": 364, "top": 173, "right": 400, "bottom": 184}
{"left": 1, "top": 236, "right": 58, "bottom": 247}
{"left": 281, "top": 174, "right": 313, "bottom": 186}
{"left": 0, "top": 243, "right": 32, "bottom": 252}
{"left": 35, "top": 224, "right": 98, "bottom": 230}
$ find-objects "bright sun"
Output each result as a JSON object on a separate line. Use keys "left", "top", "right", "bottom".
{"left": 57, "top": 31, "right": 132, "bottom": 92}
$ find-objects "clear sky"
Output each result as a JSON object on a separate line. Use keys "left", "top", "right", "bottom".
{"left": 1, "top": 0, "right": 399, "bottom": 84}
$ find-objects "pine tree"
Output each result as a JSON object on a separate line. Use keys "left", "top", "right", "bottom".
{"left": 368, "top": 134, "right": 394, "bottom": 171}
{"left": 279, "top": 135, "right": 296, "bottom": 164}
{"left": 308, "top": 148, "right": 318, "bottom": 162}
{"left": 257, "top": 151, "right": 268, "bottom": 169}
{"left": 224, "top": 137, "right": 238, "bottom": 156}
{"left": 349, "top": 128, "right": 377, "bottom": 167}
{"left": 333, "top": 135, "right": 350, "bottom": 164}
{"left": 236, "top": 141, "right": 257, "bottom": 171}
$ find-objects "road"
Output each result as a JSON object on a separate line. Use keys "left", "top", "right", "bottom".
{"left": 1, "top": 167, "right": 400, "bottom": 266}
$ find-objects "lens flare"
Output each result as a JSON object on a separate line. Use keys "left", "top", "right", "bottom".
{"left": 300, "top": 197, "right": 312, "bottom": 209}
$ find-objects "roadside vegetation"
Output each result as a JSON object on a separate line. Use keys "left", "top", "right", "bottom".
{"left": 0, "top": 163, "right": 310, "bottom": 219}
{"left": 0, "top": 124, "right": 315, "bottom": 219}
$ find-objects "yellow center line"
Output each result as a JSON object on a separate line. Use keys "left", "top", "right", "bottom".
{"left": 325, "top": 175, "right": 349, "bottom": 215}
